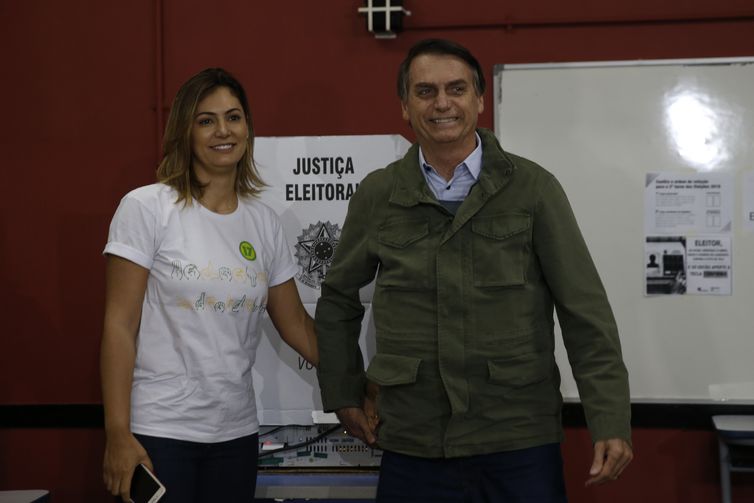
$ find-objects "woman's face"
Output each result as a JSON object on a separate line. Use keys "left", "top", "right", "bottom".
{"left": 190, "top": 86, "right": 248, "bottom": 180}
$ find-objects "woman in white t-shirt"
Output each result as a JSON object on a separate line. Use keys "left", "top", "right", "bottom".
{"left": 101, "top": 68, "right": 318, "bottom": 503}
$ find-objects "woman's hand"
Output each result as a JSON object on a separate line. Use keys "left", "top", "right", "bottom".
{"left": 103, "top": 430, "right": 153, "bottom": 501}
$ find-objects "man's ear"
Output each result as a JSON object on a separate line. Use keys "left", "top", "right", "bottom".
{"left": 401, "top": 101, "right": 410, "bottom": 122}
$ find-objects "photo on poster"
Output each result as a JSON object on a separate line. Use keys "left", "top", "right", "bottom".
{"left": 645, "top": 236, "right": 687, "bottom": 295}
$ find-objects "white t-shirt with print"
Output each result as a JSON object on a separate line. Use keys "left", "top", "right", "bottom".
{"left": 104, "top": 183, "right": 297, "bottom": 443}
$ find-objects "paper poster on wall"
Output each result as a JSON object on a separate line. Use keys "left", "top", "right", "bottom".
{"left": 644, "top": 235, "right": 731, "bottom": 296}
{"left": 686, "top": 236, "right": 731, "bottom": 295}
{"left": 644, "top": 171, "right": 734, "bottom": 297}
{"left": 743, "top": 171, "right": 754, "bottom": 233}
{"left": 644, "top": 172, "right": 733, "bottom": 235}
{"left": 251, "top": 134, "right": 410, "bottom": 425}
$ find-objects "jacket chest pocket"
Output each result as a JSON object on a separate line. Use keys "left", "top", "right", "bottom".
{"left": 471, "top": 212, "right": 531, "bottom": 287}
{"left": 377, "top": 218, "right": 431, "bottom": 289}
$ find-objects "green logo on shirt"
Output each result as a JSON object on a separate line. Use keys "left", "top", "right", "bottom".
{"left": 239, "top": 241, "right": 256, "bottom": 261}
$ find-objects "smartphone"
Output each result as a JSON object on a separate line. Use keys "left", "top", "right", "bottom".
{"left": 129, "top": 463, "right": 166, "bottom": 503}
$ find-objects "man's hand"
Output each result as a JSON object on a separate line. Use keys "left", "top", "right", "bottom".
{"left": 585, "top": 438, "right": 633, "bottom": 486}
{"left": 335, "top": 381, "right": 380, "bottom": 447}
{"left": 336, "top": 407, "right": 378, "bottom": 446}
{"left": 335, "top": 381, "right": 381, "bottom": 447}
{"left": 364, "top": 380, "right": 380, "bottom": 433}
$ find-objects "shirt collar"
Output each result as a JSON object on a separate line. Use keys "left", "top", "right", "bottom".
{"left": 418, "top": 132, "right": 483, "bottom": 180}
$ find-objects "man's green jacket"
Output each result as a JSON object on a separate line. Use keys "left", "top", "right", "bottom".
{"left": 316, "top": 128, "right": 630, "bottom": 458}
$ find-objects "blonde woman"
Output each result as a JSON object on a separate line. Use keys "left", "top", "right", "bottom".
{"left": 101, "top": 68, "right": 316, "bottom": 502}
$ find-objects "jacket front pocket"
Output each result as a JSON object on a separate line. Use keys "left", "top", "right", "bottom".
{"left": 366, "top": 353, "right": 422, "bottom": 386}
{"left": 366, "top": 353, "right": 448, "bottom": 447}
{"left": 487, "top": 352, "right": 551, "bottom": 388}
{"left": 377, "top": 218, "right": 431, "bottom": 289}
{"left": 483, "top": 352, "right": 561, "bottom": 418}
{"left": 471, "top": 212, "right": 531, "bottom": 287}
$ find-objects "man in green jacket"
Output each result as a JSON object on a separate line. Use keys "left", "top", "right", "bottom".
{"left": 315, "top": 38, "right": 632, "bottom": 502}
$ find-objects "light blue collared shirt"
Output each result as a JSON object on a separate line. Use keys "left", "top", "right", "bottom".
{"left": 418, "top": 132, "right": 483, "bottom": 203}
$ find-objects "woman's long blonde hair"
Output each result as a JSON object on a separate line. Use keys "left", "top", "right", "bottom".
{"left": 157, "top": 68, "right": 265, "bottom": 205}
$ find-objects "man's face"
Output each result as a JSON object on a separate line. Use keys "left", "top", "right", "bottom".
{"left": 401, "top": 53, "right": 484, "bottom": 151}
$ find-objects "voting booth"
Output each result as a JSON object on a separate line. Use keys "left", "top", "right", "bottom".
{"left": 251, "top": 135, "right": 409, "bottom": 473}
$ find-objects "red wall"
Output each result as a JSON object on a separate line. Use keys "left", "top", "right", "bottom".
{"left": 1, "top": 0, "right": 753, "bottom": 501}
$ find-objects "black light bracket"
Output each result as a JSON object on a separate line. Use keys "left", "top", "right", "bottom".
{"left": 358, "top": 0, "right": 411, "bottom": 39}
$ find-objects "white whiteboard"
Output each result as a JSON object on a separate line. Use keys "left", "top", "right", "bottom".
{"left": 495, "top": 58, "right": 754, "bottom": 403}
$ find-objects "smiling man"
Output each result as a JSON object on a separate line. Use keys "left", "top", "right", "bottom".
{"left": 315, "top": 39, "right": 633, "bottom": 502}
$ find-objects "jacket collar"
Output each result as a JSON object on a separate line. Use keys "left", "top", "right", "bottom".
{"left": 388, "top": 142, "right": 438, "bottom": 207}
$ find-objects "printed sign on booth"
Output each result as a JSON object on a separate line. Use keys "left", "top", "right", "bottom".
{"left": 251, "top": 135, "right": 410, "bottom": 425}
